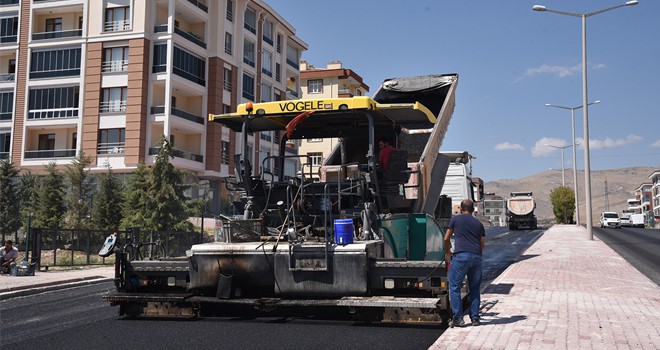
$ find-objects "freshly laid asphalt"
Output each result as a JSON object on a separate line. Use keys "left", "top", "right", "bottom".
{"left": 1, "top": 225, "right": 658, "bottom": 349}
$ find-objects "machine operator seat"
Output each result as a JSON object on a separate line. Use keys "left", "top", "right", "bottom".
{"left": 383, "top": 150, "right": 409, "bottom": 184}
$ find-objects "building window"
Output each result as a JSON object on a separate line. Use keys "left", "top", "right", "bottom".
{"left": 28, "top": 86, "right": 79, "bottom": 119}
{"left": 221, "top": 141, "right": 230, "bottom": 165}
{"left": 226, "top": 0, "right": 233, "bottom": 21}
{"left": 104, "top": 6, "right": 131, "bottom": 32}
{"left": 45, "top": 18, "right": 62, "bottom": 33}
{"left": 224, "top": 32, "right": 232, "bottom": 54}
{"left": 261, "top": 49, "right": 272, "bottom": 76}
{"left": 98, "top": 128, "right": 125, "bottom": 154}
{"left": 308, "top": 152, "right": 323, "bottom": 166}
{"left": 0, "top": 16, "right": 18, "bottom": 43}
{"left": 276, "top": 34, "right": 282, "bottom": 53}
{"left": 79, "top": 16, "right": 83, "bottom": 30}
{"left": 0, "top": 91, "right": 13, "bottom": 121}
{"left": 286, "top": 46, "right": 298, "bottom": 69}
{"left": 152, "top": 44, "right": 167, "bottom": 73}
{"left": 8, "top": 59, "right": 15, "bottom": 74}
{"left": 307, "top": 138, "right": 322, "bottom": 143}
{"left": 103, "top": 46, "right": 129, "bottom": 72}
{"left": 223, "top": 68, "right": 232, "bottom": 91}
{"left": 38, "top": 134, "right": 55, "bottom": 151}
{"left": 30, "top": 48, "right": 82, "bottom": 79}
{"left": 172, "top": 46, "right": 206, "bottom": 86}
{"left": 263, "top": 20, "right": 273, "bottom": 45}
{"left": 243, "top": 39, "right": 255, "bottom": 67}
{"left": 100, "top": 87, "right": 127, "bottom": 113}
{"left": 260, "top": 84, "right": 271, "bottom": 103}
{"left": 222, "top": 104, "right": 231, "bottom": 114}
{"left": 0, "top": 131, "right": 10, "bottom": 158}
{"left": 308, "top": 79, "right": 323, "bottom": 94}
{"left": 260, "top": 150, "right": 271, "bottom": 172}
{"left": 275, "top": 63, "right": 281, "bottom": 82}
{"left": 244, "top": 7, "right": 256, "bottom": 34}
{"left": 242, "top": 73, "right": 254, "bottom": 100}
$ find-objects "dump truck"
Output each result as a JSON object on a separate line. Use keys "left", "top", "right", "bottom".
{"left": 103, "top": 74, "right": 466, "bottom": 324}
{"left": 507, "top": 192, "right": 537, "bottom": 230}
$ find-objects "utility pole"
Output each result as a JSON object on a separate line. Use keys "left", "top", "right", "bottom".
{"left": 604, "top": 177, "right": 610, "bottom": 212}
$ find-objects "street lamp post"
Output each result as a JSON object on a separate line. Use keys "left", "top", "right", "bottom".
{"left": 533, "top": 1, "right": 639, "bottom": 240}
{"left": 545, "top": 101, "right": 600, "bottom": 226}
{"left": 545, "top": 144, "right": 573, "bottom": 187}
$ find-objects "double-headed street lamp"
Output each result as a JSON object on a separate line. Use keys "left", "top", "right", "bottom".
{"left": 545, "top": 100, "right": 600, "bottom": 226}
{"left": 545, "top": 144, "right": 573, "bottom": 187}
{"left": 533, "top": 1, "right": 639, "bottom": 240}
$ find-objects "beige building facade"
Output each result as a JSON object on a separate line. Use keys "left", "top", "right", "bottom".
{"left": 297, "top": 61, "right": 368, "bottom": 178}
{"left": 0, "top": 0, "right": 307, "bottom": 213}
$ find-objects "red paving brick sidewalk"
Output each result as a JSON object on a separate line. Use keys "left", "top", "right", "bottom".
{"left": 430, "top": 225, "right": 660, "bottom": 350}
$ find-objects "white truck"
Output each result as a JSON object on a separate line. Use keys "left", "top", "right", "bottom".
{"left": 630, "top": 213, "right": 645, "bottom": 228}
{"left": 507, "top": 192, "right": 537, "bottom": 230}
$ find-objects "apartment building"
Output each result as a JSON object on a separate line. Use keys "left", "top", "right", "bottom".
{"left": 483, "top": 193, "right": 506, "bottom": 227}
{"left": 0, "top": 0, "right": 307, "bottom": 214}
{"left": 650, "top": 170, "right": 660, "bottom": 225}
{"left": 297, "top": 61, "right": 368, "bottom": 178}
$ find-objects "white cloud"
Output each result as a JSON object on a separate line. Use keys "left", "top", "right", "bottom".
{"left": 575, "top": 135, "right": 643, "bottom": 150}
{"left": 494, "top": 142, "right": 524, "bottom": 151}
{"left": 531, "top": 137, "right": 569, "bottom": 157}
{"left": 650, "top": 139, "right": 660, "bottom": 148}
{"left": 592, "top": 63, "right": 606, "bottom": 70}
{"left": 525, "top": 63, "right": 581, "bottom": 78}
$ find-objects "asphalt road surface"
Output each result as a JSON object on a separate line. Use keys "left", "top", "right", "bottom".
{"left": 1, "top": 227, "right": 541, "bottom": 350}
{"left": 593, "top": 226, "right": 660, "bottom": 285}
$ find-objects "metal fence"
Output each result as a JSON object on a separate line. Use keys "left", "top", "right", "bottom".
{"left": 2, "top": 228, "right": 206, "bottom": 269}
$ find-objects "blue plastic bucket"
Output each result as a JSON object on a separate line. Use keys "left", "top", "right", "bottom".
{"left": 334, "top": 219, "right": 354, "bottom": 245}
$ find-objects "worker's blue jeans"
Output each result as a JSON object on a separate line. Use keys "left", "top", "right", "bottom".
{"left": 449, "top": 252, "right": 483, "bottom": 321}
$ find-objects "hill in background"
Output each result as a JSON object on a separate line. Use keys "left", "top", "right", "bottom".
{"left": 484, "top": 166, "right": 657, "bottom": 223}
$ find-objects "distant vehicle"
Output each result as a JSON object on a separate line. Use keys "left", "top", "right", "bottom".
{"left": 620, "top": 216, "right": 632, "bottom": 227}
{"left": 600, "top": 212, "right": 621, "bottom": 229}
{"left": 630, "top": 213, "right": 645, "bottom": 228}
{"left": 507, "top": 192, "right": 537, "bottom": 230}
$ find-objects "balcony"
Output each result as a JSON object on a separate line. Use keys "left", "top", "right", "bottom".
{"left": 28, "top": 107, "right": 78, "bottom": 120}
{"left": 32, "top": 29, "right": 82, "bottom": 41}
{"left": 149, "top": 147, "right": 202, "bottom": 162}
{"left": 100, "top": 101, "right": 127, "bottom": 113}
{"left": 286, "top": 58, "right": 299, "bottom": 69}
{"left": 0, "top": 73, "right": 14, "bottom": 82}
{"left": 0, "top": 0, "right": 18, "bottom": 5}
{"left": 186, "top": 0, "right": 207, "bottom": 13}
{"left": 104, "top": 20, "right": 131, "bottom": 32}
{"left": 102, "top": 60, "right": 128, "bottom": 72}
{"left": 0, "top": 35, "right": 16, "bottom": 43}
{"left": 97, "top": 142, "right": 125, "bottom": 155}
{"left": 0, "top": 111, "right": 11, "bottom": 121}
{"left": 154, "top": 24, "right": 168, "bottom": 33}
{"left": 24, "top": 149, "right": 76, "bottom": 159}
{"left": 151, "top": 106, "right": 204, "bottom": 125}
{"left": 174, "top": 26, "right": 206, "bottom": 49}
{"left": 286, "top": 88, "right": 298, "bottom": 98}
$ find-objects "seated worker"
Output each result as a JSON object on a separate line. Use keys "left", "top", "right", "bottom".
{"left": 0, "top": 240, "right": 18, "bottom": 274}
{"left": 378, "top": 137, "right": 396, "bottom": 170}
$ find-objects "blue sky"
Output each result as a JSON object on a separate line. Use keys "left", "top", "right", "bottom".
{"left": 267, "top": 0, "right": 659, "bottom": 181}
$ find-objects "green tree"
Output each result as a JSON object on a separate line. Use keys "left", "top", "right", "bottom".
{"left": 64, "top": 152, "right": 94, "bottom": 229}
{"left": 550, "top": 186, "right": 575, "bottom": 224}
{"left": 17, "top": 171, "right": 38, "bottom": 219}
{"left": 34, "top": 162, "right": 66, "bottom": 229}
{"left": 93, "top": 162, "right": 124, "bottom": 230}
{"left": 121, "top": 162, "right": 150, "bottom": 229}
{"left": 0, "top": 160, "right": 21, "bottom": 236}
{"left": 145, "top": 138, "right": 192, "bottom": 231}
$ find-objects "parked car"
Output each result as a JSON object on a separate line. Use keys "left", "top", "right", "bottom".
{"left": 630, "top": 213, "right": 645, "bottom": 228}
{"left": 620, "top": 216, "right": 632, "bottom": 227}
{"left": 600, "top": 212, "right": 621, "bottom": 228}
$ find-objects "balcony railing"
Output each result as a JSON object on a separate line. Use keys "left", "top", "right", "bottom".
{"left": 243, "top": 57, "right": 255, "bottom": 67}
{"left": 28, "top": 107, "right": 78, "bottom": 120}
{"left": 24, "top": 149, "right": 76, "bottom": 159}
{"left": 30, "top": 67, "right": 80, "bottom": 79}
{"left": 0, "top": 111, "right": 12, "bottom": 121}
{"left": 187, "top": 0, "right": 207, "bottom": 13}
{"left": 100, "top": 101, "right": 127, "bottom": 113}
{"left": 286, "top": 88, "right": 298, "bottom": 98}
{"left": 0, "top": 35, "right": 16, "bottom": 43}
{"left": 104, "top": 20, "right": 131, "bottom": 32}
{"left": 102, "top": 60, "right": 128, "bottom": 72}
{"left": 151, "top": 106, "right": 204, "bottom": 125}
{"left": 261, "top": 67, "right": 272, "bottom": 77}
{"left": 0, "top": 152, "right": 7, "bottom": 160}
{"left": 32, "top": 29, "right": 82, "bottom": 41}
{"left": 263, "top": 35, "right": 273, "bottom": 46}
{"left": 173, "top": 67, "right": 205, "bottom": 86}
{"left": 152, "top": 64, "right": 166, "bottom": 73}
{"left": 154, "top": 24, "right": 168, "bottom": 33}
{"left": 97, "top": 142, "right": 125, "bottom": 155}
{"left": 223, "top": 80, "right": 231, "bottom": 91}
{"left": 286, "top": 58, "right": 299, "bottom": 69}
{"left": 149, "top": 147, "right": 203, "bottom": 162}
{"left": 174, "top": 26, "right": 206, "bottom": 49}
{"left": 260, "top": 132, "right": 271, "bottom": 142}
{"left": 0, "top": 0, "right": 19, "bottom": 5}
{"left": 0, "top": 73, "right": 14, "bottom": 82}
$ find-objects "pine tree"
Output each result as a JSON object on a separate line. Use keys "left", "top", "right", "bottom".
{"left": 34, "top": 162, "right": 66, "bottom": 229}
{"left": 93, "top": 163, "right": 124, "bottom": 230}
{"left": 0, "top": 160, "right": 21, "bottom": 236}
{"left": 121, "top": 162, "right": 150, "bottom": 230}
{"left": 146, "top": 138, "right": 192, "bottom": 231}
{"left": 64, "top": 152, "right": 94, "bottom": 229}
{"left": 17, "top": 171, "right": 38, "bottom": 219}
